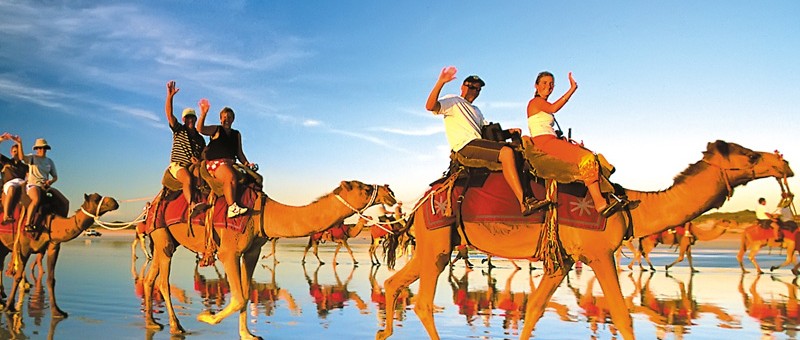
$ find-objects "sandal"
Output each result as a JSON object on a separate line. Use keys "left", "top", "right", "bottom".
{"left": 1, "top": 216, "right": 13, "bottom": 224}
{"left": 521, "top": 198, "right": 552, "bottom": 216}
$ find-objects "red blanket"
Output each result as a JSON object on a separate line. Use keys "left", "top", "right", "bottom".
{"left": 0, "top": 207, "right": 22, "bottom": 234}
{"left": 421, "top": 172, "right": 606, "bottom": 231}
{"left": 145, "top": 185, "right": 259, "bottom": 234}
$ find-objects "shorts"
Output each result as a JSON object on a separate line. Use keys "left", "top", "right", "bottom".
{"left": 456, "top": 139, "right": 505, "bottom": 163}
{"left": 2, "top": 178, "right": 25, "bottom": 195}
{"left": 206, "top": 159, "right": 233, "bottom": 177}
{"left": 532, "top": 134, "right": 599, "bottom": 184}
{"left": 167, "top": 162, "right": 189, "bottom": 178}
{"left": 758, "top": 219, "right": 772, "bottom": 229}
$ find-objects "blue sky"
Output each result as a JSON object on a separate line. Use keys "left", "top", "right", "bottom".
{"left": 1, "top": 1, "right": 798, "bottom": 222}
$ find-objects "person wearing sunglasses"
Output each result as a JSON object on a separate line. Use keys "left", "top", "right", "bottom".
{"left": 425, "top": 66, "right": 549, "bottom": 216}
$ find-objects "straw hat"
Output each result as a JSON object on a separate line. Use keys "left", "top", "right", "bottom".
{"left": 32, "top": 138, "right": 51, "bottom": 150}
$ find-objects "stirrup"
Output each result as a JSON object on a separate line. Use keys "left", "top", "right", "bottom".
{"left": 521, "top": 197, "right": 551, "bottom": 216}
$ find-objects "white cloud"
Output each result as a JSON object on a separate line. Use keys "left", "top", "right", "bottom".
{"left": 303, "top": 119, "right": 322, "bottom": 127}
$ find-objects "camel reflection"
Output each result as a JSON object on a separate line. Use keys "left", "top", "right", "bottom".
{"left": 566, "top": 272, "right": 643, "bottom": 338}
{"left": 635, "top": 272, "right": 738, "bottom": 339}
{"left": 740, "top": 274, "right": 800, "bottom": 339}
{"left": 303, "top": 263, "right": 367, "bottom": 320}
{"left": 369, "top": 265, "right": 413, "bottom": 327}
{"left": 446, "top": 267, "right": 571, "bottom": 335}
{"left": 249, "top": 264, "right": 300, "bottom": 319}
{"left": 133, "top": 257, "right": 189, "bottom": 312}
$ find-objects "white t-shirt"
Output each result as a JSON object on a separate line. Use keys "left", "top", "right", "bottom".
{"left": 773, "top": 206, "right": 794, "bottom": 222}
{"left": 755, "top": 204, "right": 769, "bottom": 220}
{"left": 527, "top": 111, "right": 557, "bottom": 137}
{"left": 434, "top": 94, "right": 486, "bottom": 152}
{"left": 24, "top": 154, "right": 56, "bottom": 187}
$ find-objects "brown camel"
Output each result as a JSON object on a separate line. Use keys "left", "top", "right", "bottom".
{"left": 633, "top": 219, "right": 730, "bottom": 272}
{"left": 143, "top": 180, "right": 394, "bottom": 340}
{"left": 368, "top": 215, "right": 406, "bottom": 266}
{"left": 301, "top": 216, "right": 368, "bottom": 265}
{"left": 377, "top": 140, "right": 792, "bottom": 340}
{"left": 737, "top": 221, "right": 798, "bottom": 274}
{"left": 0, "top": 193, "right": 119, "bottom": 317}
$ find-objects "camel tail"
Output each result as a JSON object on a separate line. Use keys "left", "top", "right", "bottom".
{"left": 384, "top": 213, "right": 414, "bottom": 270}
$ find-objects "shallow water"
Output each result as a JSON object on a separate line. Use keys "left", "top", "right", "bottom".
{"left": 1, "top": 236, "right": 799, "bottom": 339}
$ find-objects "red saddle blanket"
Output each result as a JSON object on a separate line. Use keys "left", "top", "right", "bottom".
{"left": 746, "top": 225, "right": 795, "bottom": 243}
{"left": 421, "top": 172, "right": 607, "bottom": 231}
{"left": 0, "top": 207, "right": 23, "bottom": 234}
{"left": 310, "top": 223, "right": 350, "bottom": 242}
{"left": 145, "top": 185, "right": 259, "bottom": 234}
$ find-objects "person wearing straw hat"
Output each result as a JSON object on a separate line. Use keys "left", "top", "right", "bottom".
{"left": 0, "top": 132, "right": 28, "bottom": 224}
{"left": 23, "top": 137, "right": 67, "bottom": 232}
{"left": 165, "top": 80, "right": 208, "bottom": 218}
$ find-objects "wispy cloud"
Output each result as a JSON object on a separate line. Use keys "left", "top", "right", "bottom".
{"left": 371, "top": 125, "right": 443, "bottom": 136}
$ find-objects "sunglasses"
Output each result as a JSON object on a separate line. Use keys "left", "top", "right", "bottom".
{"left": 465, "top": 84, "right": 482, "bottom": 91}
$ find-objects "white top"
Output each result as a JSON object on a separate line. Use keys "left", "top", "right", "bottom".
{"left": 434, "top": 94, "right": 486, "bottom": 152}
{"left": 527, "top": 111, "right": 556, "bottom": 137}
{"left": 774, "top": 206, "right": 794, "bottom": 222}
{"left": 755, "top": 204, "right": 769, "bottom": 220}
{"left": 24, "top": 154, "right": 56, "bottom": 187}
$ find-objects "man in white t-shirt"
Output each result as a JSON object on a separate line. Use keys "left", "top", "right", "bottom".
{"left": 756, "top": 197, "right": 781, "bottom": 242}
{"left": 425, "top": 67, "right": 548, "bottom": 216}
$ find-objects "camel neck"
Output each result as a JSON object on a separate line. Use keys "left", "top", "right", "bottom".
{"left": 626, "top": 161, "right": 733, "bottom": 238}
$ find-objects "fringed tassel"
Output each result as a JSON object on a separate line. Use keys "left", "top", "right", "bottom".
{"left": 533, "top": 179, "right": 569, "bottom": 276}
{"left": 433, "top": 168, "right": 462, "bottom": 217}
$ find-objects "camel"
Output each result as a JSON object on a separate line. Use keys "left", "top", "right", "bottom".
{"left": 737, "top": 221, "right": 799, "bottom": 274}
{"left": 377, "top": 140, "right": 792, "bottom": 340}
{"left": 143, "top": 180, "right": 394, "bottom": 340}
{"left": 369, "top": 215, "right": 406, "bottom": 266}
{"left": 303, "top": 262, "right": 368, "bottom": 320}
{"left": 0, "top": 193, "right": 119, "bottom": 317}
{"left": 301, "top": 216, "right": 368, "bottom": 265}
{"left": 632, "top": 219, "right": 731, "bottom": 272}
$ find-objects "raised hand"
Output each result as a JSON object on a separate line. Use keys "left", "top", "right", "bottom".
{"left": 568, "top": 72, "right": 578, "bottom": 91}
{"left": 439, "top": 66, "right": 458, "bottom": 84}
{"left": 167, "top": 80, "right": 180, "bottom": 97}
{"left": 198, "top": 98, "right": 210, "bottom": 113}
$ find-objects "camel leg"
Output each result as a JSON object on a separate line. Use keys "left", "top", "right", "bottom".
{"left": 143, "top": 228, "right": 185, "bottom": 333}
{"left": 270, "top": 239, "right": 278, "bottom": 264}
{"left": 590, "top": 255, "right": 635, "bottom": 340}
{"left": 665, "top": 247, "right": 687, "bottom": 272}
{"left": 520, "top": 269, "right": 567, "bottom": 338}
{"left": 342, "top": 241, "right": 358, "bottom": 265}
{"left": 0, "top": 249, "right": 8, "bottom": 300}
{"left": 3, "top": 252, "right": 29, "bottom": 314}
{"left": 44, "top": 244, "right": 68, "bottom": 318}
{"left": 198, "top": 237, "right": 249, "bottom": 326}
{"left": 301, "top": 238, "right": 312, "bottom": 264}
{"left": 333, "top": 243, "right": 342, "bottom": 265}
{"left": 641, "top": 247, "right": 656, "bottom": 272}
{"left": 748, "top": 244, "right": 765, "bottom": 274}
{"left": 369, "top": 238, "right": 379, "bottom": 265}
{"left": 237, "top": 238, "right": 266, "bottom": 340}
{"left": 686, "top": 246, "right": 698, "bottom": 273}
{"left": 737, "top": 239, "right": 750, "bottom": 273}
{"left": 771, "top": 241, "right": 796, "bottom": 272}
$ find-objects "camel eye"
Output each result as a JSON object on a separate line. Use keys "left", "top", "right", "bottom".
{"left": 749, "top": 154, "right": 761, "bottom": 163}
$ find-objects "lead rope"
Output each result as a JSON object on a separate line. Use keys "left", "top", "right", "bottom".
{"left": 335, "top": 184, "right": 397, "bottom": 234}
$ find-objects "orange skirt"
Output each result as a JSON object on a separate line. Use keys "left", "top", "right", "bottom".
{"left": 532, "top": 134, "right": 599, "bottom": 184}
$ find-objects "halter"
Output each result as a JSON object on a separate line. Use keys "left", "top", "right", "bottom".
{"left": 80, "top": 195, "right": 107, "bottom": 219}
{"left": 701, "top": 159, "right": 757, "bottom": 200}
{"left": 335, "top": 184, "right": 396, "bottom": 234}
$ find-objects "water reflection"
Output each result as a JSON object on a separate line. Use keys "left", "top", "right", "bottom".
{"left": 251, "top": 263, "right": 299, "bottom": 318}
{"left": 369, "top": 264, "right": 413, "bottom": 327}
{"left": 740, "top": 274, "right": 800, "bottom": 339}
{"left": 303, "top": 263, "right": 368, "bottom": 321}
{"left": 636, "top": 272, "right": 739, "bottom": 339}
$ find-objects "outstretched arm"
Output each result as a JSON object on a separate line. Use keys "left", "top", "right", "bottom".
{"left": 165, "top": 81, "right": 180, "bottom": 128}
{"left": 425, "top": 66, "right": 458, "bottom": 112}
{"left": 10, "top": 134, "right": 22, "bottom": 161}
{"left": 196, "top": 99, "right": 216, "bottom": 136}
{"left": 527, "top": 72, "right": 578, "bottom": 115}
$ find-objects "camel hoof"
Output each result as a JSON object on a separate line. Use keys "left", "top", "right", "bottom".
{"left": 376, "top": 329, "right": 391, "bottom": 340}
{"left": 353, "top": 261, "right": 359, "bottom": 265}
{"left": 197, "top": 311, "right": 220, "bottom": 325}
{"left": 170, "top": 323, "right": 187, "bottom": 335}
{"left": 757, "top": 270, "right": 765, "bottom": 275}
{"left": 792, "top": 268, "right": 800, "bottom": 276}
{"left": 52, "top": 310, "right": 68, "bottom": 319}
{"left": 320, "top": 261, "right": 326, "bottom": 265}
{"left": 770, "top": 266, "right": 778, "bottom": 272}
{"left": 145, "top": 319, "right": 164, "bottom": 330}
{"left": 664, "top": 265, "right": 671, "bottom": 271}
{"left": 691, "top": 269, "right": 700, "bottom": 273}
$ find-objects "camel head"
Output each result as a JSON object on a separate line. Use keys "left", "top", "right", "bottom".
{"left": 702, "top": 140, "right": 793, "bottom": 186}
{"left": 81, "top": 193, "right": 120, "bottom": 217}
{"left": 334, "top": 180, "right": 397, "bottom": 210}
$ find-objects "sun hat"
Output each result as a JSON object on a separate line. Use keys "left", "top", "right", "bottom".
{"left": 182, "top": 108, "right": 197, "bottom": 118}
{"left": 33, "top": 138, "right": 51, "bottom": 150}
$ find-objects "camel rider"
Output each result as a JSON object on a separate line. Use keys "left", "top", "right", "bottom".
{"left": 773, "top": 193, "right": 797, "bottom": 232}
{"left": 165, "top": 80, "right": 208, "bottom": 217}
{"left": 1, "top": 133, "right": 28, "bottom": 225}
{"left": 756, "top": 197, "right": 782, "bottom": 242}
{"left": 426, "top": 66, "right": 549, "bottom": 216}
{"left": 23, "top": 138, "right": 68, "bottom": 232}
{"left": 197, "top": 101, "right": 252, "bottom": 218}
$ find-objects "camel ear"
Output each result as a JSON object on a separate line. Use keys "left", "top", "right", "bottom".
{"left": 706, "top": 140, "right": 730, "bottom": 157}
{"left": 340, "top": 181, "right": 352, "bottom": 191}
{"left": 84, "top": 193, "right": 89, "bottom": 201}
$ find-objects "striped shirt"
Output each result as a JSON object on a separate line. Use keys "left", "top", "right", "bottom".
{"left": 170, "top": 124, "right": 206, "bottom": 166}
